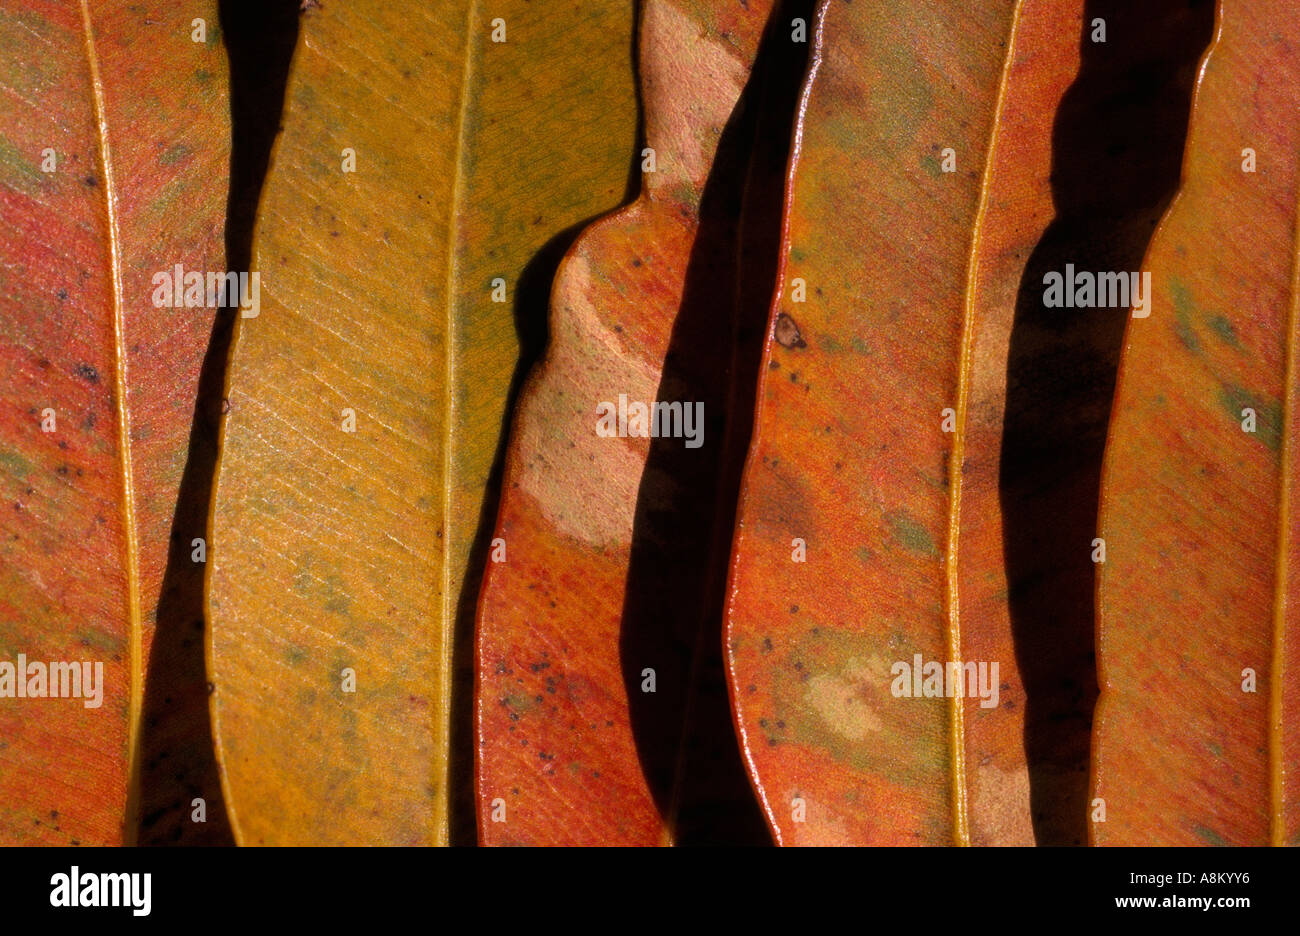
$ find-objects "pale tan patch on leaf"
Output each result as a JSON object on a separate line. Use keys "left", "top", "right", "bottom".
{"left": 641, "top": 0, "right": 750, "bottom": 196}
{"left": 515, "top": 249, "right": 660, "bottom": 549}
{"left": 804, "top": 657, "right": 890, "bottom": 741}
{"left": 972, "top": 762, "right": 1034, "bottom": 845}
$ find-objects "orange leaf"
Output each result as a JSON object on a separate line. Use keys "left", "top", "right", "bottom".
{"left": 1094, "top": 0, "right": 1300, "bottom": 846}
{"left": 724, "top": 0, "right": 1207, "bottom": 845}
{"left": 0, "top": 1, "right": 229, "bottom": 844}
{"left": 474, "top": 0, "right": 780, "bottom": 845}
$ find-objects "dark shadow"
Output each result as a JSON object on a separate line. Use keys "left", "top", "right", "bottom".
{"left": 1001, "top": 0, "right": 1213, "bottom": 846}
{"left": 137, "top": 0, "right": 299, "bottom": 845}
{"left": 448, "top": 6, "right": 646, "bottom": 846}
{"left": 618, "top": 0, "right": 813, "bottom": 845}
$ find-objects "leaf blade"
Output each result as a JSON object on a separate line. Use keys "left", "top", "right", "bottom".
{"left": 724, "top": 0, "right": 1086, "bottom": 845}
{"left": 1094, "top": 0, "right": 1300, "bottom": 846}
{"left": 474, "top": 0, "right": 777, "bottom": 846}
{"left": 0, "top": 0, "right": 230, "bottom": 844}
{"left": 207, "top": 0, "right": 638, "bottom": 845}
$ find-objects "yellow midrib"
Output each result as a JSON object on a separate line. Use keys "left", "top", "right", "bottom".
{"left": 435, "top": 0, "right": 479, "bottom": 847}
{"left": 79, "top": 0, "right": 143, "bottom": 847}
{"left": 1269, "top": 165, "right": 1300, "bottom": 846}
{"left": 945, "top": 0, "right": 1025, "bottom": 848}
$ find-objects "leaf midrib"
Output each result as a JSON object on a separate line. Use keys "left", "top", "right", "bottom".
{"left": 1269, "top": 145, "right": 1300, "bottom": 846}
{"left": 79, "top": 0, "right": 143, "bottom": 846}
{"left": 436, "top": 0, "right": 479, "bottom": 846}
{"left": 946, "top": 0, "right": 1026, "bottom": 847}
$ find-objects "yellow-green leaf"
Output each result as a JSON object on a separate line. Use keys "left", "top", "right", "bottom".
{"left": 208, "top": 0, "right": 638, "bottom": 845}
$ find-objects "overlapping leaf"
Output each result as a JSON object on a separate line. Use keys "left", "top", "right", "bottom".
{"left": 474, "top": 0, "right": 778, "bottom": 845}
{"left": 724, "top": 0, "right": 1211, "bottom": 844}
{"left": 0, "top": 0, "right": 1258, "bottom": 850}
{"left": 724, "top": 0, "right": 1071, "bottom": 846}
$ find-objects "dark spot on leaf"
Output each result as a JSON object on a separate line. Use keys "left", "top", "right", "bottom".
{"left": 774, "top": 312, "right": 805, "bottom": 349}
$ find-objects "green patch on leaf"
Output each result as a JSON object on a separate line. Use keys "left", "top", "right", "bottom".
{"left": 0, "top": 136, "right": 44, "bottom": 194}
{"left": 770, "top": 626, "right": 945, "bottom": 786}
{"left": 1169, "top": 276, "right": 1201, "bottom": 354}
{"left": 76, "top": 627, "right": 123, "bottom": 654}
{"left": 0, "top": 449, "right": 33, "bottom": 479}
{"left": 159, "top": 143, "right": 192, "bottom": 166}
{"left": 1194, "top": 824, "right": 1227, "bottom": 846}
{"left": 502, "top": 692, "right": 537, "bottom": 714}
{"left": 1218, "top": 384, "right": 1281, "bottom": 452}
{"left": 1207, "top": 314, "right": 1239, "bottom": 348}
{"left": 885, "top": 509, "right": 938, "bottom": 557}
